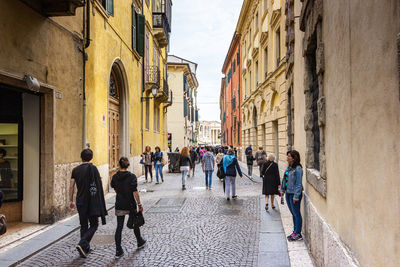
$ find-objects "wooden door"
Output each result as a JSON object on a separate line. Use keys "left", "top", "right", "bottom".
{"left": 108, "top": 68, "right": 121, "bottom": 180}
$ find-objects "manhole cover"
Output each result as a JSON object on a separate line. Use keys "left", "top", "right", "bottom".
{"left": 91, "top": 234, "right": 114, "bottom": 246}
{"left": 217, "top": 209, "right": 241, "bottom": 216}
{"left": 147, "top": 206, "right": 181, "bottom": 213}
{"left": 156, "top": 197, "right": 186, "bottom": 207}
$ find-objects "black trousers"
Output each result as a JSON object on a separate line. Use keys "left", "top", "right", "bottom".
{"left": 115, "top": 215, "right": 142, "bottom": 251}
{"left": 78, "top": 213, "right": 99, "bottom": 251}
{"left": 144, "top": 165, "right": 152, "bottom": 179}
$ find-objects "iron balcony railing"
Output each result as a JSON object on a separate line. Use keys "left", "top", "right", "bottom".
{"left": 145, "top": 66, "right": 160, "bottom": 87}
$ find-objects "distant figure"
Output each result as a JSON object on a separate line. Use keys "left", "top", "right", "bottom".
{"left": 175, "top": 147, "right": 180, "bottom": 152}
{"left": 141, "top": 146, "right": 154, "bottom": 183}
{"left": 255, "top": 147, "right": 267, "bottom": 175}
{"left": 154, "top": 146, "right": 164, "bottom": 184}
{"left": 245, "top": 144, "right": 252, "bottom": 156}
{"left": 246, "top": 150, "right": 255, "bottom": 176}
{"left": 202, "top": 147, "right": 215, "bottom": 190}
{"left": 189, "top": 146, "right": 198, "bottom": 177}
{"left": 261, "top": 154, "right": 281, "bottom": 211}
{"left": 178, "top": 147, "right": 192, "bottom": 190}
{"left": 222, "top": 149, "right": 243, "bottom": 201}
{"left": 69, "top": 149, "right": 107, "bottom": 258}
{"left": 111, "top": 157, "right": 146, "bottom": 258}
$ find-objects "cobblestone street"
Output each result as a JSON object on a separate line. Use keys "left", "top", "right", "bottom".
{"left": 14, "top": 164, "right": 291, "bottom": 267}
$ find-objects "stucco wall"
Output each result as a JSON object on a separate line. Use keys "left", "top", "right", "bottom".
{"left": 293, "top": 0, "right": 400, "bottom": 266}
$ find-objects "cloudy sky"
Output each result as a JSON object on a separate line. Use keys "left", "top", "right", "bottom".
{"left": 169, "top": 0, "right": 243, "bottom": 122}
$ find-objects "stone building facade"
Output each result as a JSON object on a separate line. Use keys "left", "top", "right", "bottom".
{"left": 287, "top": 0, "right": 400, "bottom": 266}
{"left": 167, "top": 55, "right": 199, "bottom": 151}
{"left": 198, "top": 121, "right": 221, "bottom": 146}
{"left": 220, "top": 33, "right": 242, "bottom": 149}
{"left": 237, "top": 0, "right": 288, "bottom": 164}
{"left": 0, "top": 1, "right": 85, "bottom": 223}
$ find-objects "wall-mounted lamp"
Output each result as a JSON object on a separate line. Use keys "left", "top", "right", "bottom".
{"left": 141, "top": 85, "right": 158, "bottom": 101}
{"left": 24, "top": 75, "right": 40, "bottom": 92}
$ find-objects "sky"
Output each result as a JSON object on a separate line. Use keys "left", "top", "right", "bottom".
{"left": 169, "top": 0, "right": 243, "bottom": 122}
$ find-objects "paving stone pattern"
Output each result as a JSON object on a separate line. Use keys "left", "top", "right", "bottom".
{"left": 17, "top": 165, "right": 265, "bottom": 267}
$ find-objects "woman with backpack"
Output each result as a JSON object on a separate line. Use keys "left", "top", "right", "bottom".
{"left": 261, "top": 154, "right": 281, "bottom": 211}
{"left": 154, "top": 146, "right": 164, "bottom": 184}
{"left": 280, "top": 150, "right": 303, "bottom": 242}
{"left": 111, "top": 157, "right": 146, "bottom": 258}
{"left": 178, "top": 147, "right": 192, "bottom": 190}
{"left": 222, "top": 149, "right": 243, "bottom": 200}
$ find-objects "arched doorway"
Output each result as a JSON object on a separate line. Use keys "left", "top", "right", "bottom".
{"left": 108, "top": 62, "right": 129, "bottom": 180}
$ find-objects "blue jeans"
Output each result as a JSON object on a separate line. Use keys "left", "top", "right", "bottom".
{"left": 155, "top": 163, "right": 163, "bottom": 182}
{"left": 285, "top": 193, "right": 303, "bottom": 235}
{"left": 205, "top": 170, "right": 213, "bottom": 188}
{"left": 225, "top": 176, "right": 236, "bottom": 198}
{"left": 181, "top": 170, "right": 188, "bottom": 186}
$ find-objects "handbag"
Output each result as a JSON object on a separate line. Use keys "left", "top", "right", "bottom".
{"left": 161, "top": 157, "right": 166, "bottom": 166}
{"left": 127, "top": 210, "right": 145, "bottom": 229}
{"left": 140, "top": 158, "right": 144, "bottom": 164}
{"left": 217, "top": 164, "right": 225, "bottom": 179}
{"left": 0, "top": 214, "right": 6, "bottom": 235}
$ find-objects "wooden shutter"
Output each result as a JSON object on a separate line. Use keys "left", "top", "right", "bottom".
{"left": 183, "top": 98, "right": 188, "bottom": 116}
{"left": 132, "top": 4, "right": 136, "bottom": 51}
{"left": 136, "top": 14, "right": 145, "bottom": 57}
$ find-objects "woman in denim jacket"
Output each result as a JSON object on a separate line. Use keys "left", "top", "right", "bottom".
{"left": 281, "top": 150, "right": 303, "bottom": 241}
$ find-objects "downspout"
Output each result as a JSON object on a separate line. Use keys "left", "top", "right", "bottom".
{"left": 82, "top": 0, "right": 91, "bottom": 149}
{"left": 140, "top": 0, "right": 144, "bottom": 153}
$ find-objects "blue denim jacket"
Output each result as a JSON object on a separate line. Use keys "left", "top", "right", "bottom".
{"left": 281, "top": 166, "right": 303, "bottom": 200}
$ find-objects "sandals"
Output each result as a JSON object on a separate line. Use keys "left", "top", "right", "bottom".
{"left": 265, "top": 204, "right": 269, "bottom": 211}
{"left": 272, "top": 205, "right": 276, "bottom": 209}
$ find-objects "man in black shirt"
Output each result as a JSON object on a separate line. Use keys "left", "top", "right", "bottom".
{"left": 69, "top": 149, "right": 107, "bottom": 258}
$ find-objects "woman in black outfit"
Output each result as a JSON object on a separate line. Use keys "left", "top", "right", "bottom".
{"left": 111, "top": 157, "right": 146, "bottom": 258}
{"left": 261, "top": 153, "right": 281, "bottom": 211}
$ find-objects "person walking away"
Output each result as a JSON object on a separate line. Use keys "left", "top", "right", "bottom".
{"left": 255, "top": 147, "right": 267, "bottom": 175}
{"left": 178, "top": 147, "right": 192, "bottom": 190}
{"left": 215, "top": 148, "right": 225, "bottom": 183}
{"left": 222, "top": 149, "right": 243, "bottom": 200}
{"left": 69, "top": 149, "right": 107, "bottom": 258}
{"left": 245, "top": 144, "right": 252, "bottom": 156}
{"left": 111, "top": 157, "right": 146, "bottom": 258}
{"left": 189, "top": 146, "right": 198, "bottom": 177}
{"left": 199, "top": 147, "right": 206, "bottom": 161}
{"left": 246, "top": 150, "right": 255, "bottom": 176}
{"left": 280, "top": 150, "right": 303, "bottom": 241}
{"left": 154, "top": 146, "right": 164, "bottom": 184}
{"left": 261, "top": 154, "right": 281, "bottom": 211}
{"left": 202, "top": 147, "right": 215, "bottom": 190}
{"left": 141, "top": 146, "right": 154, "bottom": 183}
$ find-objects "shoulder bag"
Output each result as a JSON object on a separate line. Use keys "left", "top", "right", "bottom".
{"left": 127, "top": 210, "right": 145, "bottom": 229}
{"left": 0, "top": 214, "right": 6, "bottom": 235}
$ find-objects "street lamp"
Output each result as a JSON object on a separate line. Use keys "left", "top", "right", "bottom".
{"left": 141, "top": 84, "right": 158, "bottom": 101}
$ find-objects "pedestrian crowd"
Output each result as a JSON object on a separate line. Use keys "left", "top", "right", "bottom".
{"left": 61, "top": 142, "right": 304, "bottom": 260}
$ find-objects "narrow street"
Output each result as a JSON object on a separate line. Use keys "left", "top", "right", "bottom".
{"left": 15, "top": 164, "right": 290, "bottom": 267}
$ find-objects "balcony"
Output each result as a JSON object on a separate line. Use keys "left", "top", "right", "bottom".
{"left": 145, "top": 66, "right": 160, "bottom": 91}
{"left": 155, "top": 79, "right": 169, "bottom": 102}
{"left": 153, "top": 0, "right": 172, "bottom": 48}
{"left": 20, "top": 0, "right": 84, "bottom": 16}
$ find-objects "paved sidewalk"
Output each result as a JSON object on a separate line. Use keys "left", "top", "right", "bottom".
{"left": 238, "top": 160, "right": 315, "bottom": 267}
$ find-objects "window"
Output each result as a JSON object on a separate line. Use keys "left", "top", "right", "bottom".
{"left": 249, "top": 70, "right": 252, "bottom": 92}
{"left": 233, "top": 60, "right": 236, "bottom": 73}
{"left": 145, "top": 100, "right": 150, "bottom": 130}
{"left": 255, "top": 61, "right": 259, "bottom": 85}
{"left": 136, "top": 13, "right": 145, "bottom": 57}
{"left": 102, "top": 0, "right": 114, "bottom": 16}
{"left": 146, "top": 34, "right": 150, "bottom": 68}
{"left": 153, "top": 43, "right": 157, "bottom": 68}
{"left": 237, "top": 51, "right": 240, "bottom": 66}
{"left": 276, "top": 28, "right": 281, "bottom": 67}
{"left": 153, "top": 102, "right": 157, "bottom": 131}
{"left": 264, "top": 47, "right": 268, "bottom": 79}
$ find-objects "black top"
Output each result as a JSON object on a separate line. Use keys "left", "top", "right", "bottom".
{"left": 178, "top": 155, "right": 192, "bottom": 167}
{"left": 71, "top": 163, "right": 94, "bottom": 206}
{"left": 260, "top": 161, "right": 281, "bottom": 195}
{"left": 190, "top": 150, "right": 198, "bottom": 162}
{"left": 246, "top": 155, "right": 255, "bottom": 165}
{"left": 111, "top": 171, "right": 138, "bottom": 210}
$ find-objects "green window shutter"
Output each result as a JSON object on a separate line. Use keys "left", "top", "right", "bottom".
{"left": 107, "top": 0, "right": 114, "bottom": 16}
{"left": 132, "top": 4, "right": 137, "bottom": 51}
{"left": 136, "top": 14, "right": 145, "bottom": 57}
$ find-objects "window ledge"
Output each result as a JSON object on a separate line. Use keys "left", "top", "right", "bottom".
{"left": 306, "top": 168, "right": 326, "bottom": 198}
{"left": 93, "top": 0, "right": 110, "bottom": 20}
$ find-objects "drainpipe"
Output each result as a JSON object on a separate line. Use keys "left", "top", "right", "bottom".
{"left": 82, "top": 0, "right": 91, "bottom": 149}
{"left": 140, "top": 0, "right": 145, "bottom": 153}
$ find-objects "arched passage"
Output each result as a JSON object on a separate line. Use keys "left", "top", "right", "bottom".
{"left": 108, "top": 60, "right": 129, "bottom": 179}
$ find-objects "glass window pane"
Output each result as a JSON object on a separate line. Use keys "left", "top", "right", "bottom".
{"left": 0, "top": 123, "right": 19, "bottom": 201}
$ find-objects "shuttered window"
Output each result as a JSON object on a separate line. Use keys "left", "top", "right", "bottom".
{"left": 183, "top": 98, "right": 188, "bottom": 117}
{"left": 132, "top": 4, "right": 137, "bottom": 51}
{"left": 136, "top": 14, "right": 145, "bottom": 57}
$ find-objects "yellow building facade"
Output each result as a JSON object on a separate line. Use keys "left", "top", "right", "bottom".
{"left": 239, "top": 0, "right": 288, "bottom": 165}
{"left": 85, "top": 0, "right": 172, "bottom": 185}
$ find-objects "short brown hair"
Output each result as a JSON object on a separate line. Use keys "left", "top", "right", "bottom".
{"left": 119, "top": 157, "right": 130, "bottom": 169}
